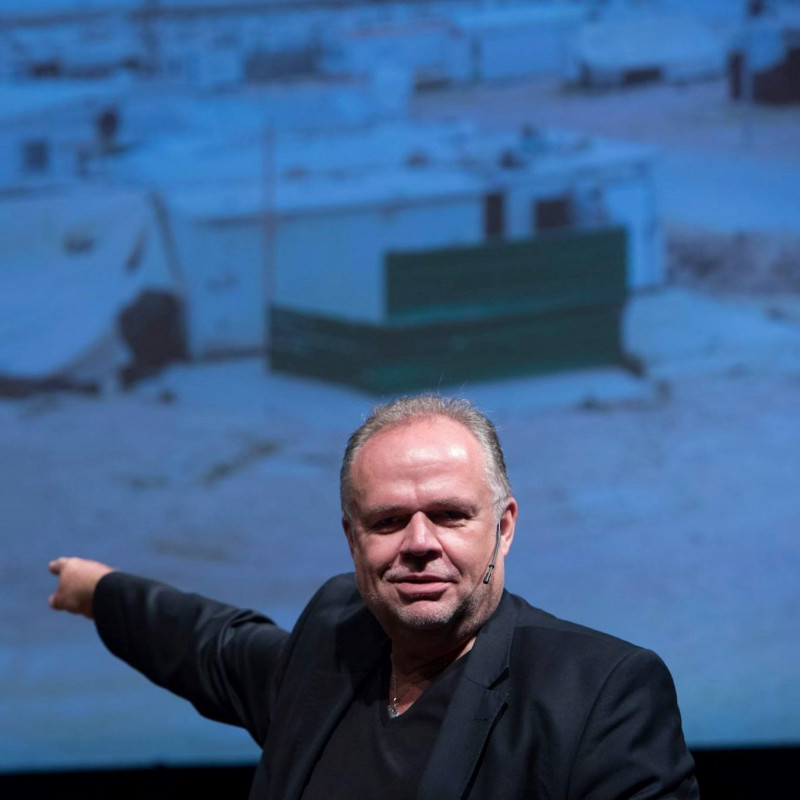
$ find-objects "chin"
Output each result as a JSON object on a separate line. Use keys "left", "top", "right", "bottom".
{"left": 363, "top": 590, "right": 456, "bottom": 631}
{"left": 387, "top": 592, "right": 475, "bottom": 632}
{"left": 393, "top": 606, "right": 456, "bottom": 630}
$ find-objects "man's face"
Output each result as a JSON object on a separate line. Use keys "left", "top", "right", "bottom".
{"left": 343, "top": 416, "right": 516, "bottom": 643}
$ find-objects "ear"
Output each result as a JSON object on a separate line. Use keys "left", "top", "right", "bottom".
{"left": 342, "top": 516, "right": 355, "bottom": 557}
{"left": 499, "top": 497, "right": 517, "bottom": 556}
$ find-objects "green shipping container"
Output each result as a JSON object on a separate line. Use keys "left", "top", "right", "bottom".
{"left": 269, "top": 227, "right": 628, "bottom": 394}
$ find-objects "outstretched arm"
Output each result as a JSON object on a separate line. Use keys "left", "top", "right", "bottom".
{"left": 48, "top": 558, "right": 289, "bottom": 744}
{"left": 48, "top": 556, "right": 115, "bottom": 619}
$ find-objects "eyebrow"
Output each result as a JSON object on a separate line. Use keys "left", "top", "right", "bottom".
{"left": 359, "top": 498, "right": 480, "bottom": 521}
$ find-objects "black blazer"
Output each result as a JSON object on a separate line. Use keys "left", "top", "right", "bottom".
{"left": 95, "top": 572, "right": 699, "bottom": 800}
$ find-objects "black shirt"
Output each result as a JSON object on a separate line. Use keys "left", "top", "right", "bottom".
{"left": 300, "top": 654, "right": 469, "bottom": 800}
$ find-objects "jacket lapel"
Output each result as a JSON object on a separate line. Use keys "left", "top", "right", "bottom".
{"left": 275, "top": 669, "right": 367, "bottom": 800}
{"left": 273, "top": 604, "right": 389, "bottom": 800}
{"left": 416, "top": 593, "right": 519, "bottom": 800}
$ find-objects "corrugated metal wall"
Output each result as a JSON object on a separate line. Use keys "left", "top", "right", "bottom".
{"left": 270, "top": 226, "right": 627, "bottom": 393}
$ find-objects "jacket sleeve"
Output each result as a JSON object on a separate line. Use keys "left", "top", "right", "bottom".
{"left": 93, "top": 571, "right": 289, "bottom": 746}
{"left": 568, "top": 648, "right": 700, "bottom": 800}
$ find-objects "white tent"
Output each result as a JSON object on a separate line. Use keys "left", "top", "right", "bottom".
{"left": 0, "top": 188, "right": 178, "bottom": 386}
{"left": 569, "top": 14, "right": 727, "bottom": 86}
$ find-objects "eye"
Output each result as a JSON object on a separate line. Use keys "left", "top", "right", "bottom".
{"left": 369, "top": 516, "right": 407, "bottom": 534}
{"left": 430, "top": 509, "right": 469, "bottom": 526}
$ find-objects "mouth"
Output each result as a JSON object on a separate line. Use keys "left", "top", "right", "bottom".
{"left": 388, "top": 575, "right": 452, "bottom": 598}
{"left": 388, "top": 573, "right": 452, "bottom": 584}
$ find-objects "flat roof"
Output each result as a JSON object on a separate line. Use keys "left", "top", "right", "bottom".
{"left": 457, "top": 3, "right": 585, "bottom": 31}
{"left": 0, "top": 81, "right": 122, "bottom": 122}
{"left": 345, "top": 19, "right": 455, "bottom": 40}
{"left": 576, "top": 14, "right": 725, "bottom": 70}
{"left": 156, "top": 129, "right": 654, "bottom": 220}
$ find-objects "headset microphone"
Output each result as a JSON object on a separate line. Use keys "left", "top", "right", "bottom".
{"left": 483, "top": 523, "right": 502, "bottom": 584}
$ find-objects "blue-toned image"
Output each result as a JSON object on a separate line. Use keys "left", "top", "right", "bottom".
{"left": 1, "top": 0, "right": 799, "bottom": 778}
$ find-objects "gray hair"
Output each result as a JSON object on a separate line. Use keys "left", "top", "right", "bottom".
{"left": 340, "top": 394, "right": 512, "bottom": 520}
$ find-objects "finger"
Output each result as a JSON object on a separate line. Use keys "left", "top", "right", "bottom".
{"left": 49, "top": 557, "right": 66, "bottom": 575}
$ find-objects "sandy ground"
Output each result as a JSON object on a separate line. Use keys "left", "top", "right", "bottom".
{"left": 2, "top": 75, "right": 800, "bottom": 770}
{"left": 3, "top": 291, "right": 800, "bottom": 768}
{"left": 411, "top": 76, "right": 800, "bottom": 164}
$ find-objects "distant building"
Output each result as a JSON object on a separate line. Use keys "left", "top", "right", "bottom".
{"left": 0, "top": 1, "right": 587, "bottom": 91}
{"left": 0, "top": 6, "right": 140, "bottom": 80}
{"left": 130, "top": 122, "right": 660, "bottom": 392}
{"left": 0, "top": 0, "right": 334, "bottom": 85}
{"left": 457, "top": 4, "right": 585, "bottom": 82}
{"left": 729, "top": 8, "right": 800, "bottom": 105}
{"left": 322, "top": 18, "right": 470, "bottom": 90}
{"left": 0, "top": 83, "right": 123, "bottom": 190}
{"left": 568, "top": 14, "right": 727, "bottom": 87}
{"left": 324, "top": 5, "right": 586, "bottom": 89}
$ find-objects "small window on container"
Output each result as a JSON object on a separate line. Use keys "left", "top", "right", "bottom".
{"left": 533, "top": 196, "right": 572, "bottom": 232}
{"left": 22, "top": 140, "right": 49, "bottom": 173}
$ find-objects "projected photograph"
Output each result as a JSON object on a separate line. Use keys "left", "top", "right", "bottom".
{"left": 1, "top": 0, "right": 799, "bottom": 781}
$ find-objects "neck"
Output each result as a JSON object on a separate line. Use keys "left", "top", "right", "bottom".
{"left": 386, "top": 585, "right": 503, "bottom": 676}
{"left": 390, "top": 632, "right": 476, "bottom": 681}
{"left": 387, "top": 636, "right": 474, "bottom": 718}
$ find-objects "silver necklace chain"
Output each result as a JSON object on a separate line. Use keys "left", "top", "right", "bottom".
{"left": 387, "top": 666, "right": 434, "bottom": 718}
{"left": 388, "top": 669, "right": 407, "bottom": 719}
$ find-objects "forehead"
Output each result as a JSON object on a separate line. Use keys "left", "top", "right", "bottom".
{"left": 359, "top": 415, "right": 480, "bottom": 458}
{"left": 350, "top": 416, "right": 489, "bottom": 501}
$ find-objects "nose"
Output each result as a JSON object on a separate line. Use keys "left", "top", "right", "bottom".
{"left": 400, "top": 512, "right": 442, "bottom": 557}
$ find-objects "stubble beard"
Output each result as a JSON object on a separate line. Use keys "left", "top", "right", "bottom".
{"left": 362, "top": 580, "right": 492, "bottom": 641}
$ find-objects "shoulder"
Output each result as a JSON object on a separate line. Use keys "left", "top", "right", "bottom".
{"left": 265, "top": 573, "right": 386, "bottom": 692}
{"left": 286, "top": 572, "right": 384, "bottom": 652}
{"left": 300, "top": 572, "right": 364, "bottom": 619}
{"left": 500, "top": 590, "right": 671, "bottom": 694}
{"left": 499, "top": 595, "right": 697, "bottom": 799}
{"left": 505, "top": 589, "right": 643, "bottom": 655}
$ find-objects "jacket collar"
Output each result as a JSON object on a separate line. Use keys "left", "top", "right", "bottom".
{"left": 271, "top": 595, "right": 389, "bottom": 800}
{"left": 417, "top": 591, "right": 519, "bottom": 800}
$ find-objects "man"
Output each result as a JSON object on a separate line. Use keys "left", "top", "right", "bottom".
{"left": 49, "top": 394, "right": 699, "bottom": 799}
